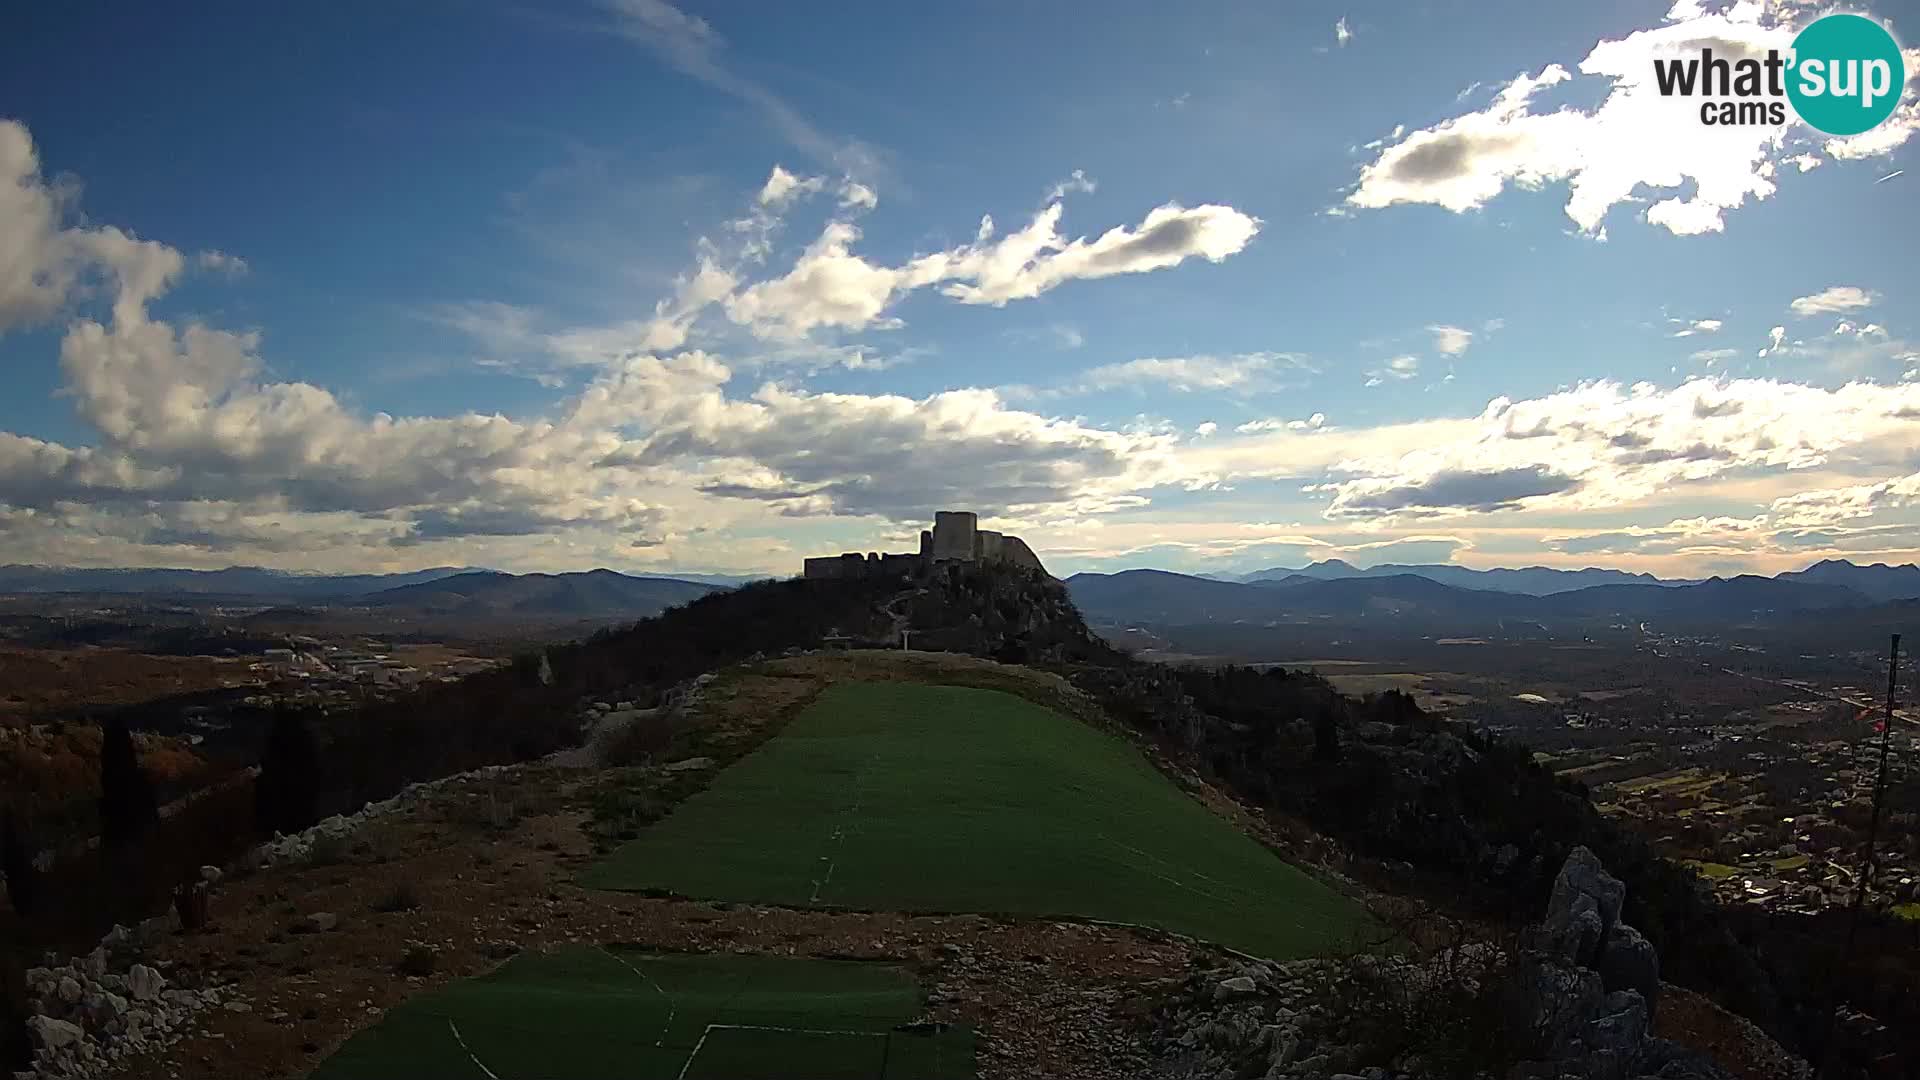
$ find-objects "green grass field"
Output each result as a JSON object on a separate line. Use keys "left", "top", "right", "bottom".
{"left": 311, "top": 947, "right": 972, "bottom": 1080}
{"left": 585, "top": 682, "right": 1372, "bottom": 959}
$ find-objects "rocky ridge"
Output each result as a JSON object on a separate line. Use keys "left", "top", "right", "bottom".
{"left": 1146, "top": 847, "right": 1798, "bottom": 1080}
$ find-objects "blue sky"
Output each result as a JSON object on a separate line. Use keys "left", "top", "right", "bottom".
{"left": 1, "top": 1, "right": 1917, "bottom": 577}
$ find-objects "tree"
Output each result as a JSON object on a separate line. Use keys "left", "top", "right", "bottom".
{"left": 0, "top": 945, "right": 27, "bottom": 1071}
{"left": 1, "top": 812, "right": 35, "bottom": 916}
{"left": 255, "top": 708, "right": 321, "bottom": 837}
{"left": 1312, "top": 706, "right": 1343, "bottom": 763}
{"left": 98, "top": 717, "right": 158, "bottom": 848}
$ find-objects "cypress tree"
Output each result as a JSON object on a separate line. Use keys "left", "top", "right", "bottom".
{"left": 98, "top": 717, "right": 158, "bottom": 848}
{"left": 255, "top": 709, "right": 321, "bottom": 836}
{"left": 1, "top": 812, "right": 34, "bottom": 916}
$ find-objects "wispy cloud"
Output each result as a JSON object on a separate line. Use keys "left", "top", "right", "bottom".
{"left": 598, "top": 0, "right": 882, "bottom": 179}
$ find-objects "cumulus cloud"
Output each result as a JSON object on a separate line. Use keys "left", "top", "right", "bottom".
{"left": 1669, "top": 317, "right": 1722, "bottom": 337}
{"left": 1428, "top": 324, "right": 1473, "bottom": 355}
{"left": 590, "top": 353, "right": 1180, "bottom": 519}
{"left": 1789, "top": 285, "right": 1876, "bottom": 316}
{"left": 1347, "top": 3, "right": 1915, "bottom": 236}
{"left": 1236, "top": 413, "right": 1327, "bottom": 434}
{"left": 434, "top": 257, "right": 736, "bottom": 372}
{"left": 757, "top": 165, "right": 824, "bottom": 207}
{"left": 1335, "top": 17, "right": 1352, "bottom": 46}
{"left": 1295, "top": 377, "right": 1920, "bottom": 521}
{"left": 725, "top": 195, "right": 1260, "bottom": 339}
{"left": 1757, "top": 325, "right": 1786, "bottom": 358}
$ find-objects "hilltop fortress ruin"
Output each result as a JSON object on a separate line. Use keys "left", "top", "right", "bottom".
{"left": 803, "top": 511, "right": 1047, "bottom": 580}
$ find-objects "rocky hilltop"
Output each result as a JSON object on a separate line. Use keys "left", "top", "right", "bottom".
{"left": 1, "top": 566, "right": 1833, "bottom": 1079}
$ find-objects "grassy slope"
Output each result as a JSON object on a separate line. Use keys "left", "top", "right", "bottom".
{"left": 312, "top": 947, "right": 971, "bottom": 1080}
{"left": 586, "top": 682, "right": 1372, "bottom": 959}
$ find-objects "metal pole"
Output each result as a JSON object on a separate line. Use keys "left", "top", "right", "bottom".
{"left": 1845, "top": 633, "right": 1899, "bottom": 954}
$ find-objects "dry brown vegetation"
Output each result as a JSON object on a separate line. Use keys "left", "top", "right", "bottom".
{"left": 0, "top": 646, "right": 254, "bottom": 726}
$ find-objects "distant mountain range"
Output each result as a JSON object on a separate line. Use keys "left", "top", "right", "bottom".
{"left": 1203, "top": 557, "right": 1920, "bottom": 602}
{"left": 0, "top": 564, "right": 744, "bottom": 610}
{"left": 363, "top": 570, "right": 719, "bottom": 618}
{"left": 0, "top": 564, "right": 482, "bottom": 598}
{"left": 1068, "top": 558, "right": 1909, "bottom": 629}
{"left": 1215, "top": 559, "right": 1680, "bottom": 594}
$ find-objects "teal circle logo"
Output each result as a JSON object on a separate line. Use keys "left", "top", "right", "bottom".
{"left": 1787, "top": 14, "right": 1905, "bottom": 136}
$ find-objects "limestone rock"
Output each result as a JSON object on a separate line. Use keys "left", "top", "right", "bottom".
{"left": 126, "top": 964, "right": 165, "bottom": 1001}
{"left": 1214, "top": 975, "right": 1258, "bottom": 1000}
{"left": 304, "top": 911, "right": 338, "bottom": 933}
{"left": 1596, "top": 922, "right": 1660, "bottom": 1014}
{"left": 55, "top": 976, "right": 82, "bottom": 1004}
{"left": 26, "top": 1016, "right": 83, "bottom": 1050}
{"left": 1545, "top": 846, "right": 1624, "bottom": 966}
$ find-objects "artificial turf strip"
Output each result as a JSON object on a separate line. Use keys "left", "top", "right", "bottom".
{"left": 584, "top": 682, "right": 1372, "bottom": 960}
{"left": 310, "top": 947, "right": 973, "bottom": 1080}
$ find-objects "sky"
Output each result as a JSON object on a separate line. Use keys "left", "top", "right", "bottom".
{"left": 1, "top": 0, "right": 1917, "bottom": 580}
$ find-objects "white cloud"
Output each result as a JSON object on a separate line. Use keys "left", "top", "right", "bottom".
{"left": 1294, "top": 377, "right": 1920, "bottom": 521}
{"left": 1689, "top": 347, "right": 1739, "bottom": 365}
{"left": 1824, "top": 47, "right": 1920, "bottom": 160}
{"left": 196, "top": 250, "right": 249, "bottom": 276}
{"left": 1789, "top": 285, "right": 1876, "bottom": 316}
{"left": 838, "top": 180, "right": 878, "bottom": 211}
{"left": 1669, "top": 318, "right": 1722, "bottom": 337}
{"left": 1045, "top": 169, "right": 1097, "bottom": 201}
{"left": 434, "top": 257, "right": 736, "bottom": 372}
{"left": 1346, "top": 4, "right": 1913, "bottom": 236}
{"left": 599, "top": 0, "right": 881, "bottom": 179}
{"left": 1335, "top": 17, "right": 1352, "bottom": 46}
{"left": 1194, "top": 421, "right": 1218, "bottom": 438}
{"left": 1428, "top": 324, "right": 1473, "bottom": 355}
{"left": 1365, "top": 355, "right": 1420, "bottom": 386}
{"left": 1075, "top": 352, "right": 1310, "bottom": 395}
{"left": 1236, "top": 413, "right": 1327, "bottom": 434}
{"left": 757, "top": 165, "right": 824, "bottom": 207}
{"left": 725, "top": 195, "right": 1260, "bottom": 339}
{"left": 1757, "top": 325, "right": 1786, "bottom": 358}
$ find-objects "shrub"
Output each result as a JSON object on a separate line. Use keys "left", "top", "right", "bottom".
{"left": 396, "top": 942, "right": 437, "bottom": 977}
{"left": 372, "top": 881, "right": 421, "bottom": 913}
{"left": 307, "top": 833, "right": 352, "bottom": 867}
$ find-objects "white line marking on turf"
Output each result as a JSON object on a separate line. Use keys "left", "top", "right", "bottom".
{"left": 447, "top": 1019, "right": 503, "bottom": 1080}
{"left": 677, "top": 1022, "right": 890, "bottom": 1079}
{"left": 598, "top": 946, "right": 677, "bottom": 1048}
{"left": 674, "top": 1027, "right": 713, "bottom": 1080}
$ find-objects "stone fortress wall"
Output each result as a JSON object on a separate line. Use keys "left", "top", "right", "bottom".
{"left": 803, "top": 510, "right": 1046, "bottom": 580}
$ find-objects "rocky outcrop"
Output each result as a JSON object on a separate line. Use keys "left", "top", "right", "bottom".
{"left": 17, "top": 922, "right": 246, "bottom": 1080}
{"left": 1146, "top": 849, "right": 1733, "bottom": 1080}
{"left": 1509, "top": 848, "right": 1711, "bottom": 1080}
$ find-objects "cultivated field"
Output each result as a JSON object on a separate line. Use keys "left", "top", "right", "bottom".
{"left": 586, "top": 682, "right": 1370, "bottom": 959}
{"left": 313, "top": 947, "right": 970, "bottom": 1079}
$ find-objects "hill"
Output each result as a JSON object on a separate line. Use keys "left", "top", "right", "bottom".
{"left": 1235, "top": 559, "right": 1684, "bottom": 594}
{"left": 361, "top": 569, "right": 719, "bottom": 618}
{"left": 1775, "top": 557, "right": 1920, "bottom": 601}
{"left": 2, "top": 562, "right": 1882, "bottom": 1075}
{"left": 584, "top": 681, "right": 1369, "bottom": 959}
{"left": 0, "top": 565, "right": 478, "bottom": 598}
{"left": 1067, "top": 566, "right": 1871, "bottom": 629}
